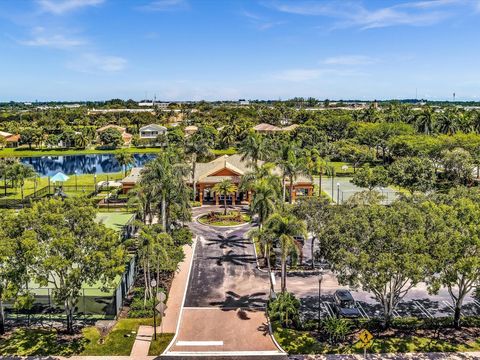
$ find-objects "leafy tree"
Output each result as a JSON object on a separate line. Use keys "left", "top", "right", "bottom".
{"left": 293, "top": 196, "right": 330, "bottom": 269}
{"left": 74, "top": 132, "right": 89, "bottom": 149}
{"left": 350, "top": 165, "right": 389, "bottom": 191}
{"left": 20, "top": 128, "right": 43, "bottom": 149}
{"left": 441, "top": 147, "right": 473, "bottom": 185}
{"left": 425, "top": 188, "right": 480, "bottom": 328}
{"left": 334, "top": 141, "right": 374, "bottom": 173}
{"left": 0, "top": 211, "right": 37, "bottom": 334}
{"left": 115, "top": 149, "right": 135, "bottom": 177}
{"left": 265, "top": 213, "right": 307, "bottom": 292}
{"left": 322, "top": 202, "right": 432, "bottom": 328}
{"left": 99, "top": 128, "right": 123, "bottom": 148}
{"left": 212, "top": 179, "right": 237, "bottom": 215}
{"left": 22, "top": 198, "right": 126, "bottom": 333}
{"left": 389, "top": 156, "right": 436, "bottom": 194}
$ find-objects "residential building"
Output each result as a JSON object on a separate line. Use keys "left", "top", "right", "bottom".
{"left": 139, "top": 124, "right": 167, "bottom": 140}
{"left": 0, "top": 131, "right": 20, "bottom": 148}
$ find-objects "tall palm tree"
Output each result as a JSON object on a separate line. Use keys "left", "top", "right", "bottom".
{"left": 248, "top": 227, "right": 275, "bottom": 294}
{"left": 74, "top": 132, "right": 89, "bottom": 149}
{"left": 415, "top": 106, "right": 434, "bottom": 135}
{"left": 115, "top": 150, "right": 135, "bottom": 177}
{"left": 10, "top": 163, "right": 36, "bottom": 200}
{"left": 141, "top": 151, "right": 190, "bottom": 230}
{"left": 265, "top": 213, "right": 307, "bottom": 292}
{"left": 212, "top": 179, "right": 237, "bottom": 215}
{"left": 238, "top": 130, "right": 267, "bottom": 167}
{"left": 186, "top": 134, "right": 211, "bottom": 201}
{"left": 304, "top": 148, "right": 327, "bottom": 197}
{"left": 249, "top": 178, "right": 279, "bottom": 228}
{"left": 436, "top": 108, "right": 459, "bottom": 135}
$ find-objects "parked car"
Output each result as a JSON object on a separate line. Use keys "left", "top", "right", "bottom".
{"left": 333, "top": 290, "right": 361, "bottom": 318}
{"left": 293, "top": 235, "right": 305, "bottom": 246}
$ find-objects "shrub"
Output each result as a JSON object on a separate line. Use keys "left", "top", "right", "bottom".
{"left": 268, "top": 292, "right": 301, "bottom": 329}
{"left": 322, "top": 317, "right": 352, "bottom": 345}
{"left": 171, "top": 227, "right": 193, "bottom": 246}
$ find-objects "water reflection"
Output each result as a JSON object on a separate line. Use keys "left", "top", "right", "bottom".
{"left": 20, "top": 153, "right": 157, "bottom": 177}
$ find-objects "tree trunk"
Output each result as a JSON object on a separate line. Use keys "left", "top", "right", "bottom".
{"left": 265, "top": 245, "right": 274, "bottom": 294}
{"left": 281, "top": 257, "right": 287, "bottom": 292}
{"left": 192, "top": 155, "right": 197, "bottom": 201}
{"left": 223, "top": 195, "right": 227, "bottom": 215}
{"left": 311, "top": 236, "right": 316, "bottom": 270}
{"left": 65, "top": 299, "right": 74, "bottom": 334}
{"left": 161, "top": 193, "right": 166, "bottom": 231}
{"left": 318, "top": 170, "right": 322, "bottom": 196}
{"left": 289, "top": 177, "right": 294, "bottom": 204}
{"left": 0, "top": 297, "right": 5, "bottom": 335}
{"left": 282, "top": 175, "right": 286, "bottom": 203}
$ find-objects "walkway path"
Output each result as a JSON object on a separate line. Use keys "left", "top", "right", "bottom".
{"left": 130, "top": 325, "right": 154, "bottom": 357}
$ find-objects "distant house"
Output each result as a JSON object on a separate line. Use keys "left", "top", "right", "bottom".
{"left": 184, "top": 125, "right": 198, "bottom": 136}
{"left": 96, "top": 124, "right": 132, "bottom": 145}
{"left": 0, "top": 131, "right": 20, "bottom": 148}
{"left": 253, "top": 123, "right": 298, "bottom": 134}
{"left": 139, "top": 124, "right": 167, "bottom": 140}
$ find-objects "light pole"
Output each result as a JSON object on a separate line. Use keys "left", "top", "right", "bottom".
{"left": 74, "top": 171, "right": 78, "bottom": 191}
{"left": 336, "top": 182, "right": 340, "bottom": 205}
{"left": 318, "top": 269, "right": 324, "bottom": 331}
{"left": 150, "top": 279, "right": 157, "bottom": 340}
{"left": 331, "top": 171, "right": 334, "bottom": 201}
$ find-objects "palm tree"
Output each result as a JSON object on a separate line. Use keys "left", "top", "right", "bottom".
{"left": 115, "top": 150, "right": 135, "bottom": 177}
{"left": 436, "top": 108, "right": 459, "bottom": 135}
{"left": 249, "top": 178, "right": 279, "bottom": 228}
{"left": 238, "top": 130, "right": 267, "bottom": 167}
{"left": 415, "top": 106, "right": 434, "bottom": 134}
{"left": 265, "top": 213, "right": 307, "bottom": 292}
{"left": 304, "top": 148, "right": 327, "bottom": 197}
{"left": 9, "top": 163, "right": 36, "bottom": 200}
{"left": 74, "top": 132, "right": 89, "bottom": 149}
{"left": 212, "top": 179, "right": 237, "bottom": 215}
{"left": 141, "top": 151, "right": 190, "bottom": 230}
{"left": 248, "top": 227, "right": 275, "bottom": 294}
{"left": 127, "top": 184, "right": 156, "bottom": 224}
{"left": 185, "top": 134, "right": 211, "bottom": 201}
{"left": 284, "top": 150, "right": 307, "bottom": 204}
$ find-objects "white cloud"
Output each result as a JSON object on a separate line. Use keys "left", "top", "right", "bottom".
{"left": 322, "top": 55, "right": 377, "bottom": 66}
{"left": 37, "top": 0, "right": 104, "bottom": 15}
{"left": 19, "top": 34, "right": 85, "bottom": 49}
{"left": 265, "top": 0, "right": 464, "bottom": 29}
{"left": 138, "top": 0, "right": 188, "bottom": 12}
{"left": 67, "top": 53, "right": 127, "bottom": 73}
{"left": 242, "top": 11, "right": 285, "bottom": 30}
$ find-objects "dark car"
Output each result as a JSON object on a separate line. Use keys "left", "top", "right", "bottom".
{"left": 293, "top": 235, "right": 305, "bottom": 246}
{"left": 333, "top": 290, "right": 361, "bottom": 318}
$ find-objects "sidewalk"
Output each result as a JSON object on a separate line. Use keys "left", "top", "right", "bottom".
{"left": 130, "top": 325, "right": 154, "bottom": 357}
{"left": 162, "top": 242, "right": 194, "bottom": 333}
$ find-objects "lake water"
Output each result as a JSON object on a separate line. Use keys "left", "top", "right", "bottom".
{"left": 20, "top": 153, "right": 157, "bottom": 177}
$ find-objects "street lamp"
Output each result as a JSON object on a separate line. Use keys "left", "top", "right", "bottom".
{"left": 150, "top": 279, "right": 158, "bottom": 340}
{"left": 336, "top": 182, "right": 340, "bottom": 205}
{"left": 74, "top": 171, "right": 78, "bottom": 191}
{"left": 318, "top": 269, "right": 324, "bottom": 331}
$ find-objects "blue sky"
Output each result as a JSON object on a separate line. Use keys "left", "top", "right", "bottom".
{"left": 1, "top": 0, "right": 480, "bottom": 101}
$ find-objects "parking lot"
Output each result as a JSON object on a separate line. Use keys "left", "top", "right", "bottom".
{"left": 287, "top": 270, "right": 480, "bottom": 321}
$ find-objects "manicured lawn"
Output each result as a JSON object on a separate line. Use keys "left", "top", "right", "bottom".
{"left": 0, "top": 328, "right": 85, "bottom": 356}
{"left": 198, "top": 212, "right": 251, "bottom": 226}
{"left": 211, "top": 147, "right": 237, "bottom": 156}
{"left": 81, "top": 318, "right": 154, "bottom": 356}
{"left": 148, "top": 333, "right": 174, "bottom": 355}
{"left": 0, "top": 171, "right": 123, "bottom": 199}
{"left": 0, "top": 146, "right": 162, "bottom": 158}
{"left": 273, "top": 326, "right": 480, "bottom": 355}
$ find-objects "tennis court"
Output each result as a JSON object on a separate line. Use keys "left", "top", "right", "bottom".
{"left": 320, "top": 177, "right": 399, "bottom": 204}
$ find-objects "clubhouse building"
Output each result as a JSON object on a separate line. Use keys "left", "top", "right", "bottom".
{"left": 191, "top": 154, "right": 314, "bottom": 205}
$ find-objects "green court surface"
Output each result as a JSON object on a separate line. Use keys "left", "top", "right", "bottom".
{"left": 95, "top": 212, "right": 135, "bottom": 232}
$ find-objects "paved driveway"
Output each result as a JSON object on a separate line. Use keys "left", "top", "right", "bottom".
{"left": 164, "top": 206, "right": 285, "bottom": 357}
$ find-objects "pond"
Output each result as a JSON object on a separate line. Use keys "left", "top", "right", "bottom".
{"left": 20, "top": 153, "right": 157, "bottom": 177}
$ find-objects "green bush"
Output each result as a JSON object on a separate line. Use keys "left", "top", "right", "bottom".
{"left": 190, "top": 201, "right": 201, "bottom": 207}
{"left": 268, "top": 292, "right": 301, "bottom": 329}
{"left": 171, "top": 227, "right": 193, "bottom": 246}
{"left": 322, "top": 317, "right": 351, "bottom": 345}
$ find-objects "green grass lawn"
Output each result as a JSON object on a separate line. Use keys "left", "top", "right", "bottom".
{"left": 148, "top": 333, "right": 174, "bottom": 355}
{"left": 211, "top": 147, "right": 237, "bottom": 156}
{"left": 0, "top": 328, "right": 85, "bottom": 356}
{"left": 0, "top": 146, "right": 162, "bottom": 158}
{"left": 273, "top": 326, "right": 480, "bottom": 355}
{"left": 81, "top": 318, "right": 155, "bottom": 356}
{"left": 0, "top": 171, "right": 123, "bottom": 199}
